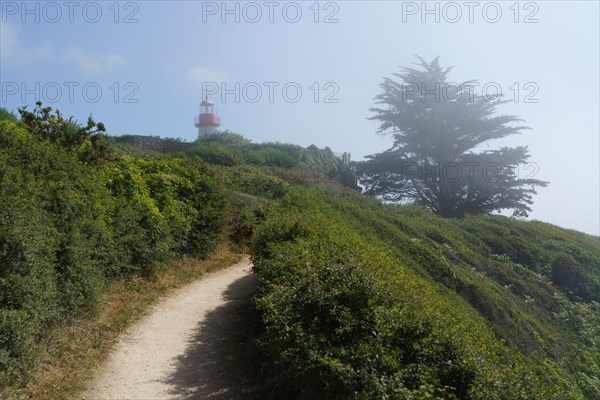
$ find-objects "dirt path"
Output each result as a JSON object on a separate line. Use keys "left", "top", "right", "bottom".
{"left": 81, "top": 257, "right": 258, "bottom": 400}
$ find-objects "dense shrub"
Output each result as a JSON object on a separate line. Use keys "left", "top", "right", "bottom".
{"left": 551, "top": 253, "right": 596, "bottom": 302}
{"left": 0, "top": 117, "right": 227, "bottom": 386}
{"left": 245, "top": 147, "right": 298, "bottom": 167}
{"left": 169, "top": 160, "right": 227, "bottom": 257}
{"left": 198, "top": 131, "right": 251, "bottom": 146}
{"left": 226, "top": 192, "right": 267, "bottom": 251}
{"left": 18, "top": 102, "right": 112, "bottom": 163}
{"left": 2, "top": 112, "right": 598, "bottom": 397}
{"left": 251, "top": 187, "right": 598, "bottom": 399}
{"left": 190, "top": 132, "right": 358, "bottom": 188}
{"left": 224, "top": 166, "right": 289, "bottom": 200}
{"left": 0, "top": 120, "right": 107, "bottom": 383}
{"left": 190, "top": 142, "right": 244, "bottom": 165}
{"left": 100, "top": 158, "right": 226, "bottom": 274}
{"left": 0, "top": 108, "right": 18, "bottom": 122}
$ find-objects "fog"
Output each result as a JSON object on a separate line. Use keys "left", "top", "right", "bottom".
{"left": 1, "top": 1, "right": 598, "bottom": 235}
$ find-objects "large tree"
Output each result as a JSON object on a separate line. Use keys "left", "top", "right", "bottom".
{"left": 357, "top": 57, "right": 547, "bottom": 218}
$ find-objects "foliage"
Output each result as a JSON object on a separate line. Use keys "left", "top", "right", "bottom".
{"left": 191, "top": 132, "right": 356, "bottom": 187}
{"left": 551, "top": 253, "right": 598, "bottom": 302}
{"left": 17, "top": 101, "right": 113, "bottom": 163}
{"left": 101, "top": 158, "right": 226, "bottom": 275}
{"left": 2, "top": 103, "right": 597, "bottom": 399}
{"left": 0, "top": 120, "right": 107, "bottom": 383}
{"left": 0, "top": 108, "right": 18, "bottom": 123}
{"left": 356, "top": 57, "right": 548, "bottom": 217}
{"left": 0, "top": 116, "right": 226, "bottom": 387}
{"left": 190, "top": 142, "right": 245, "bottom": 166}
{"left": 245, "top": 146, "right": 298, "bottom": 167}
{"left": 199, "top": 130, "right": 252, "bottom": 146}
{"left": 226, "top": 191, "right": 267, "bottom": 252}
{"left": 223, "top": 165, "right": 290, "bottom": 200}
{"left": 251, "top": 185, "right": 599, "bottom": 399}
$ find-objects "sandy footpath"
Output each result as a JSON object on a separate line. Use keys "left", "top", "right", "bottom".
{"left": 81, "top": 257, "right": 257, "bottom": 400}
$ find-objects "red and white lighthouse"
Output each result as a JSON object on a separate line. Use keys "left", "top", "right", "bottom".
{"left": 194, "top": 96, "right": 221, "bottom": 137}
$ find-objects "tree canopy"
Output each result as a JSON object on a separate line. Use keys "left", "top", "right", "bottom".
{"left": 356, "top": 57, "right": 547, "bottom": 217}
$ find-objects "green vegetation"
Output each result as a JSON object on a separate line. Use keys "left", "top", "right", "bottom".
{"left": 193, "top": 131, "right": 357, "bottom": 188}
{"left": 1, "top": 104, "right": 598, "bottom": 399}
{"left": 0, "top": 107, "right": 225, "bottom": 388}
{"left": 18, "top": 102, "right": 113, "bottom": 163}
{"left": 252, "top": 188, "right": 599, "bottom": 399}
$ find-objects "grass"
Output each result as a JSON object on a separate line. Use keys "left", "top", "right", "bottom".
{"left": 249, "top": 186, "right": 600, "bottom": 399}
{"left": 1, "top": 244, "right": 242, "bottom": 400}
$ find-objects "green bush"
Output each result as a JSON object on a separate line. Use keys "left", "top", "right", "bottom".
{"left": 190, "top": 142, "right": 243, "bottom": 166}
{"left": 101, "top": 160, "right": 171, "bottom": 274}
{"left": 0, "top": 120, "right": 107, "bottom": 384}
{"left": 189, "top": 133, "right": 357, "bottom": 188}
{"left": 251, "top": 186, "right": 596, "bottom": 399}
{"left": 226, "top": 192, "right": 266, "bottom": 251}
{"left": 246, "top": 147, "right": 297, "bottom": 167}
{"left": 17, "top": 102, "right": 112, "bottom": 163}
{"left": 0, "top": 118, "right": 227, "bottom": 387}
{"left": 0, "top": 310, "right": 35, "bottom": 383}
{"left": 0, "top": 107, "right": 18, "bottom": 122}
{"left": 198, "top": 131, "right": 251, "bottom": 146}
{"left": 551, "top": 253, "right": 596, "bottom": 302}
{"left": 224, "top": 167, "right": 289, "bottom": 200}
{"left": 101, "top": 158, "right": 226, "bottom": 274}
{"left": 170, "top": 160, "right": 227, "bottom": 258}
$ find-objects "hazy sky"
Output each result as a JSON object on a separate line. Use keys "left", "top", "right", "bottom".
{"left": 1, "top": 1, "right": 599, "bottom": 236}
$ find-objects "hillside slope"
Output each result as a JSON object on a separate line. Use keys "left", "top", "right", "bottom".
{"left": 1, "top": 113, "right": 598, "bottom": 399}
{"left": 249, "top": 184, "right": 599, "bottom": 399}
{"left": 113, "top": 131, "right": 600, "bottom": 398}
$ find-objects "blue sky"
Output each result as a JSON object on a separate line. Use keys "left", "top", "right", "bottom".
{"left": 1, "top": 1, "right": 599, "bottom": 235}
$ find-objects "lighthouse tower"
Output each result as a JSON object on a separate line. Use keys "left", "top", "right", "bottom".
{"left": 194, "top": 97, "right": 221, "bottom": 137}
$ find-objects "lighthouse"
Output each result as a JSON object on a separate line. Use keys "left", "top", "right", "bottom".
{"left": 194, "top": 96, "right": 221, "bottom": 137}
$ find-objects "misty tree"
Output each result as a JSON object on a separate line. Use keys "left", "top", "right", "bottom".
{"left": 356, "top": 57, "right": 547, "bottom": 217}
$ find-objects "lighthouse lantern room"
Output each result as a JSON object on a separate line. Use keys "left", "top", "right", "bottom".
{"left": 195, "top": 97, "right": 221, "bottom": 137}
